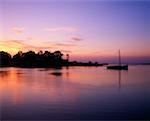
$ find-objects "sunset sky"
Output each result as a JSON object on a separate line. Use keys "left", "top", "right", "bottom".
{"left": 0, "top": 0, "right": 150, "bottom": 63}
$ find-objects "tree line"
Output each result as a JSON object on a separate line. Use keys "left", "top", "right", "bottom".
{"left": 0, "top": 50, "right": 66, "bottom": 67}
{"left": 0, "top": 50, "right": 105, "bottom": 67}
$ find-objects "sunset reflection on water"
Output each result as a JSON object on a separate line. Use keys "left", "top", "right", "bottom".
{"left": 0, "top": 66, "right": 150, "bottom": 120}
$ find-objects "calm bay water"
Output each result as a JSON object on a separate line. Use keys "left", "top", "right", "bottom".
{"left": 0, "top": 65, "right": 150, "bottom": 120}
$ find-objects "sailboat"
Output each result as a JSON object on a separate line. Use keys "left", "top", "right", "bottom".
{"left": 107, "top": 50, "right": 128, "bottom": 70}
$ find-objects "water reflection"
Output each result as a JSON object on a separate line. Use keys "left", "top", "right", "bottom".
{"left": 51, "top": 72, "right": 62, "bottom": 76}
{"left": 0, "top": 66, "right": 150, "bottom": 120}
{"left": 118, "top": 70, "right": 121, "bottom": 91}
{"left": 0, "top": 70, "right": 9, "bottom": 78}
{"left": 117, "top": 70, "right": 127, "bottom": 91}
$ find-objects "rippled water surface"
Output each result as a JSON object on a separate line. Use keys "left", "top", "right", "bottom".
{"left": 0, "top": 66, "right": 150, "bottom": 120}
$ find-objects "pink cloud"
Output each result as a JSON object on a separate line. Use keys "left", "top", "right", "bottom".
{"left": 71, "top": 36, "right": 82, "bottom": 41}
{"left": 44, "top": 27, "right": 77, "bottom": 32}
{"left": 12, "top": 27, "right": 24, "bottom": 35}
{"left": 60, "top": 50, "right": 72, "bottom": 53}
{"left": 55, "top": 43, "right": 77, "bottom": 47}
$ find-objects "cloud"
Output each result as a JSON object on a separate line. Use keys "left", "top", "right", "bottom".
{"left": 70, "top": 36, "right": 82, "bottom": 41}
{"left": 55, "top": 43, "right": 77, "bottom": 47}
{"left": 0, "top": 39, "right": 79, "bottom": 56}
{"left": 44, "top": 27, "right": 77, "bottom": 32}
{"left": 0, "top": 40, "right": 25, "bottom": 48}
{"left": 12, "top": 27, "right": 24, "bottom": 35}
{"left": 60, "top": 50, "right": 72, "bottom": 53}
{"left": 0, "top": 40, "right": 53, "bottom": 54}
{"left": 26, "top": 36, "right": 34, "bottom": 40}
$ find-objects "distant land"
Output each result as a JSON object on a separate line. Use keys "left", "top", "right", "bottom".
{"left": 0, "top": 50, "right": 108, "bottom": 68}
{"left": 128, "top": 63, "right": 150, "bottom": 65}
{"left": 0, "top": 50, "right": 150, "bottom": 68}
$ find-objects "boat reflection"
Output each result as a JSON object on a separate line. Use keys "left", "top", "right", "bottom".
{"left": 118, "top": 70, "right": 121, "bottom": 91}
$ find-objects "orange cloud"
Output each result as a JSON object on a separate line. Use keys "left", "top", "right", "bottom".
{"left": 12, "top": 27, "right": 24, "bottom": 35}
{"left": 0, "top": 39, "right": 79, "bottom": 55}
{"left": 60, "top": 50, "right": 72, "bottom": 53}
{"left": 55, "top": 43, "right": 78, "bottom": 47}
{"left": 44, "top": 27, "right": 77, "bottom": 32}
{"left": 0, "top": 40, "right": 52, "bottom": 55}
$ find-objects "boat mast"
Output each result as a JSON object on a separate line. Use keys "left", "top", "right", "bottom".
{"left": 118, "top": 50, "right": 121, "bottom": 66}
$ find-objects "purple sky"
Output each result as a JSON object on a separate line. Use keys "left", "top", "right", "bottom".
{"left": 0, "top": 0, "right": 150, "bottom": 63}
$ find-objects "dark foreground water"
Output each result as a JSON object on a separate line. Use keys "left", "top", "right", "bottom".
{"left": 0, "top": 65, "right": 150, "bottom": 120}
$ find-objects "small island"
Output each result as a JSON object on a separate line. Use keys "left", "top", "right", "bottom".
{"left": 0, "top": 50, "right": 107, "bottom": 68}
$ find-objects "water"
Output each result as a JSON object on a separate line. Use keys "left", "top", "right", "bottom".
{"left": 0, "top": 66, "right": 150, "bottom": 120}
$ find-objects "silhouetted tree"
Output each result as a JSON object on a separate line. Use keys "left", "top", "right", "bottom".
{"left": 11, "top": 50, "right": 64, "bottom": 67}
{"left": 0, "top": 51, "right": 11, "bottom": 67}
{"left": 12, "top": 51, "right": 23, "bottom": 66}
{"left": 53, "top": 51, "right": 63, "bottom": 66}
{"left": 1, "top": 50, "right": 101, "bottom": 68}
{"left": 43, "top": 51, "right": 52, "bottom": 67}
{"left": 22, "top": 51, "right": 36, "bottom": 67}
{"left": 66, "top": 54, "right": 69, "bottom": 62}
{"left": 53, "top": 51, "right": 63, "bottom": 60}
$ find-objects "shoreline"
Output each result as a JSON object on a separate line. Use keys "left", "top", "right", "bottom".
{"left": 0, "top": 63, "right": 150, "bottom": 69}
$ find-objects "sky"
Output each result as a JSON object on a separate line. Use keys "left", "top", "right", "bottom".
{"left": 0, "top": 0, "right": 150, "bottom": 63}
